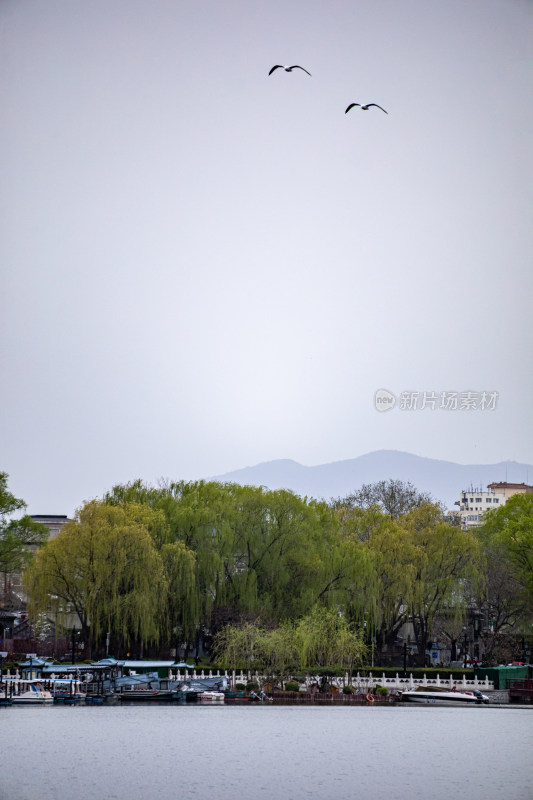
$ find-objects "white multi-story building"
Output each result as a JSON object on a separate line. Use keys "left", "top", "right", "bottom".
{"left": 455, "top": 486, "right": 505, "bottom": 529}
{"left": 455, "top": 482, "right": 533, "bottom": 530}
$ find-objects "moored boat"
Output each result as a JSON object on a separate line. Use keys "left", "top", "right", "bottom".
{"left": 8, "top": 680, "right": 53, "bottom": 704}
{"left": 224, "top": 691, "right": 254, "bottom": 703}
{"left": 401, "top": 686, "right": 489, "bottom": 705}
{"left": 197, "top": 691, "right": 225, "bottom": 702}
{"left": 224, "top": 690, "right": 272, "bottom": 703}
{"left": 115, "top": 672, "right": 175, "bottom": 701}
{"left": 172, "top": 684, "right": 199, "bottom": 702}
{"left": 173, "top": 676, "right": 228, "bottom": 702}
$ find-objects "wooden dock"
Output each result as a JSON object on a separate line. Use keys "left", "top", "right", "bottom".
{"left": 270, "top": 691, "right": 398, "bottom": 704}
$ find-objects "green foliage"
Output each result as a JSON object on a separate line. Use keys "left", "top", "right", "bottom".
{"left": 0, "top": 472, "right": 48, "bottom": 575}
{"left": 23, "top": 500, "right": 167, "bottom": 654}
{"left": 481, "top": 494, "right": 533, "bottom": 601}
{"left": 399, "top": 503, "right": 482, "bottom": 664}
{"left": 213, "top": 621, "right": 268, "bottom": 670}
{"left": 0, "top": 473, "right": 25, "bottom": 520}
{"left": 469, "top": 527, "right": 531, "bottom": 663}
{"left": 213, "top": 607, "right": 366, "bottom": 679}
{"left": 332, "top": 494, "right": 485, "bottom": 663}
{"left": 293, "top": 606, "right": 367, "bottom": 671}
{"left": 314, "top": 667, "right": 345, "bottom": 678}
{"left": 103, "top": 479, "right": 369, "bottom": 651}
{"left": 160, "top": 540, "right": 198, "bottom": 643}
{"left": 337, "top": 505, "right": 416, "bottom": 641}
{"left": 259, "top": 623, "right": 298, "bottom": 676}
{"left": 284, "top": 681, "right": 300, "bottom": 692}
{"left": 19, "top": 474, "right": 530, "bottom": 666}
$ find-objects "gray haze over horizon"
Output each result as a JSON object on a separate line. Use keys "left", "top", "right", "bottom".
{"left": 213, "top": 450, "right": 533, "bottom": 512}
{"left": 2, "top": 0, "right": 532, "bottom": 516}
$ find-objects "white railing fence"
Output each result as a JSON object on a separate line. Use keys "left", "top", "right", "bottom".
{"left": 165, "top": 669, "right": 495, "bottom": 692}
{"left": 2, "top": 668, "right": 495, "bottom": 692}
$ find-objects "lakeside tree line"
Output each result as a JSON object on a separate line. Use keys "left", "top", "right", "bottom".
{"left": 2, "top": 473, "right": 532, "bottom": 667}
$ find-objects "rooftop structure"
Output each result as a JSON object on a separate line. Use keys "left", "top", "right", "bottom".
{"left": 30, "top": 515, "right": 71, "bottom": 539}
{"left": 455, "top": 481, "right": 533, "bottom": 530}
{"left": 486, "top": 482, "right": 533, "bottom": 501}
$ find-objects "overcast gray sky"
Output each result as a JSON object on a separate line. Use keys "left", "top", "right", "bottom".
{"left": 2, "top": 0, "right": 532, "bottom": 515}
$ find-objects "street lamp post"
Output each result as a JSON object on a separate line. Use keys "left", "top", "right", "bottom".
{"left": 0, "top": 651, "right": 7, "bottom": 681}
{"left": 463, "top": 627, "right": 468, "bottom": 669}
{"left": 26, "top": 653, "right": 37, "bottom": 680}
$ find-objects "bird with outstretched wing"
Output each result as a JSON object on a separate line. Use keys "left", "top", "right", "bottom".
{"left": 345, "top": 102, "right": 388, "bottom": 114}
{"left": 269, "top": 65, "right": 312, "bottom": 76}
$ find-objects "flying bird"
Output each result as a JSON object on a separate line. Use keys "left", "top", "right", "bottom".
{"left": 269, "top": 65, "right": 311, "bottom": 76}
{"left": 345, "top": 103, "right": 388, "bottom": 114}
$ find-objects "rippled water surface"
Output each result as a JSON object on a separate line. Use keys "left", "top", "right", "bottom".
{"left": 2, "top": 705, "right": 532, "bottom": 800}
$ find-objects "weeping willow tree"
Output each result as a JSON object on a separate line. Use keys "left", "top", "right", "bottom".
{"left": 214, "top": 608, "right": 367, "bottom": 684}
{"left": 399, "top": 502, "right": 483, "bottom": 665}
{"left": 104, "top": 479, "right": 355, "bottom": 634}
{"left": 330, "top": 504, "right": 403, "bottom": 650}
{"left": 157, "top": 481, "right": 332, "bottom": 623}
{"left": 320, "top": 513, "right": 378, "bottom": 624}
{"left": 223, "top": 485, "right": 338, "bottom": 621}
{"left": 161, "top": 540, "right": 199, "bottom": 653}
{"left": 213, "top": 621, "right": 299, "bottom": 687}
{"left": 212, "top": 621, "right": 270, "bottom": 670}
{"left": 103, "top": 479, "right": 429, "bottom": 661}
{"left": 293, "top": 606, "right": 367, "bottom": 679}
{"left": 23, "top": 500, "right": 167, "bottom": 657}
{"left": 361, "top": 509, "right": 419, "bottom": 650}
{"left": 159, "top": 480, "right": 241, "bottom": 646}
{"left": 106, "top": 479, "right": 237, "bottom": 636}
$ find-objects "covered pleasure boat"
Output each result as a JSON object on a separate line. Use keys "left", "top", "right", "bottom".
{"left": 7, "top": 680, "right": 53, "bottom": 704}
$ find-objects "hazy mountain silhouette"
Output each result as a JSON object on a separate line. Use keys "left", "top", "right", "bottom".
{"left": 212, "top": 450, "right": 533, "bottom": 510}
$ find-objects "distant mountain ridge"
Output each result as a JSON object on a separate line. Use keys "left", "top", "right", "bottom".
{"left": 212, "top": 450, "right": 533, "bottom": 510}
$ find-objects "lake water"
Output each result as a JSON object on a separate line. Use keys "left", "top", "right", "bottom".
{"left": 1, "top": 705, "right": 532, "bottom": 800}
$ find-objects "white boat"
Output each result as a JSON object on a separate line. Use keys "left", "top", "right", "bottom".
{"left": 401, "top": 686, "right": 489, "bottom": 705}
{"left": 197, "top": 691, "right": 225, "bottom": 702}
{"left": 10, "top": 680, "right": 54, "bottom": 704}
